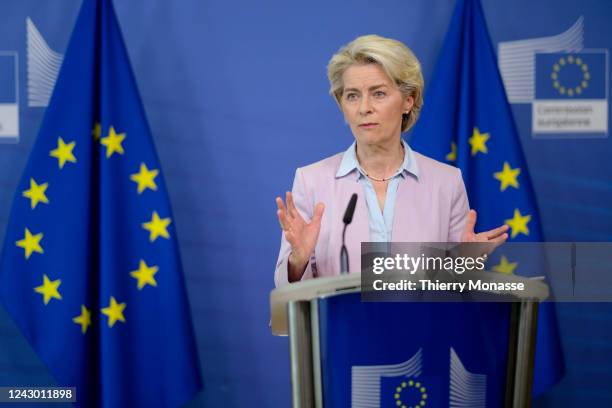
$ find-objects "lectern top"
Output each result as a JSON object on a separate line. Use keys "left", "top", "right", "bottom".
{"left": 270, "top": 271, "right": 549, "bottom": 335}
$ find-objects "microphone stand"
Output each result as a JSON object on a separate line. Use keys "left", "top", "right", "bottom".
{"left": 340, "top": 224, "right": 349, "bottom": 274}
{"left": 340, "top": 194, "right": 357, "bottom": 275}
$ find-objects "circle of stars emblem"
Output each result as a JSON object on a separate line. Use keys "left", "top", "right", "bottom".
{"left": 551, "top": 55, "right": 590, "bottom": 97}
{"left": 393, "top": 378, "right": 428, "bottom": 408}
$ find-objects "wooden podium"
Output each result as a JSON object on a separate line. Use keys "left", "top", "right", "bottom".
{"left": 270, "top": 271, "right": 549, "bottom": 408}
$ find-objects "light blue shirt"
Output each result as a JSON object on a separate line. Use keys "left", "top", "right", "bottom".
{"left": 335, "top": 139, "right": 420, "bottom": 242}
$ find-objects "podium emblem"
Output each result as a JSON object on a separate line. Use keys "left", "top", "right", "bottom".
{"left": 351, "top": 348, "right": 486, "bottom": 407}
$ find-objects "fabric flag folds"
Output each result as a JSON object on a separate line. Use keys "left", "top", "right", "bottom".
{"left": 0, "top": 0, "right": 202, "bottom": 406}
{"left": 410, "top": 0, "right": 564, "bottom": 396}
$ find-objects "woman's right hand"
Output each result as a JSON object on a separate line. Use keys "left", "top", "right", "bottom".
{"left": 276, "top": 192, "right": 325, "bottom": 280}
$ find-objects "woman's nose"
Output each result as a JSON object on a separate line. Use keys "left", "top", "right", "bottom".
{"left": 358, "top": 95, "right": 373, "bottom": 115}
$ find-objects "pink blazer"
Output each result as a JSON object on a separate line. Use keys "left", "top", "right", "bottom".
{"left": 274, "top": 150, "right": 469, "bottom": 288}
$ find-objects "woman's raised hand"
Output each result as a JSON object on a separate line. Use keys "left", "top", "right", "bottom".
{"left": 461, "top": 209, "right": 509, "bottom": 257}
{"left": 276, "top": 192, "right": 325, "bottom": 274}
{"left": 461, "top": 210, "right": 509, "bottom": 257}
{"left": 461, "top": 209, "right": 509, "bottom": 244}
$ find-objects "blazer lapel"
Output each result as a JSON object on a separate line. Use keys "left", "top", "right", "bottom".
{"left": 392, "top": 175, "right": 419, "bottom": 242}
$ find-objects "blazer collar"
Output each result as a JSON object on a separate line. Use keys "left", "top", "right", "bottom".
{"left": 335, "top": 139, "right": 420, "bottom": 180}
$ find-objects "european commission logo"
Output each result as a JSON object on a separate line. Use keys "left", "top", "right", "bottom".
{"left": 498, "top": 17, "right": 609, "bottom": 138}
{"left": 533, "top": 51, "right": 608, "bottom": 135}
{"left": 351, "top": 348, "right": 486, "bottom": 408}
{"left": 0, "top": 17, "right": 63, "bottom": 142}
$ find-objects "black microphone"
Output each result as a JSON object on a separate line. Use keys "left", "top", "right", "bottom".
{"left": 343, "top": 193, "right": 358, "bottom": 224}
{"left": 340, "top": 194, "right": 358, "bottom": 274}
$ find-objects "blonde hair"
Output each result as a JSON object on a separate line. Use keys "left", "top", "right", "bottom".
{"left": 327, "top": 34, "right": 424, "bottom": 132}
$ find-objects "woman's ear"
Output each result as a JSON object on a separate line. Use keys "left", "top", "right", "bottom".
{"left": 403, "top": 95, "right": 414, "bottom": 113}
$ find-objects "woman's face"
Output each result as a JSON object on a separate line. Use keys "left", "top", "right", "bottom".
{"left": 340, "top": 63, "right": 413, "bottom": 147}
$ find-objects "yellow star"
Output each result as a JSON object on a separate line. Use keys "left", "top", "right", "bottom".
{"left": 492, "top": 255, "right": 518, "bottom": 274}
{"left": 22, "top": 178, "right": 49, "bottom": 209}
{"left": 49, "top": 137, "right": 77, "bottom": 169}
{"left": 100, "top": 126, "right": 126, "bottom": 158}
{"left": 72, "top": 305, "right": 92, "bottom": 334}
{"left": 101, "top": 296, "right": 126, "bottom": 328}
{"left": 494, "top": 162, "right": 521, "bottom": 191}
{"left": 130, "top": 163, "right": 159, "bottom": 194}
{"left": 142, "top": 211, "right": 171, "bottom": 242}
{"left": 92, "top": 122, "right": 101, "bottom": 141}
{"left": 469, "top": 127, "right": 490, "bottom": 156}
{"left": 130, "top": 259, "right": 159, "bottom": 290}
{"left": 505, "top": 209, "right": 531, "bottom": 238}
{"left": 34, "top": 274, "right": 62, "bottom": 305}
{"left": 446, "top": 141, "right": 457, "bottom": 162}
{"left": 15, "top": 228, "right": 44, "bottom": 259}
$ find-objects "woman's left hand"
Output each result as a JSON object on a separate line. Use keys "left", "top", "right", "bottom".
{"left": 461, "top": 209, "right": 509, "bottom": 244}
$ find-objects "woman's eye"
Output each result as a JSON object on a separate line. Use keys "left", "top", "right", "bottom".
{"left": 374, "top": 91, "right": 386, "bottom": 98}
{"left": 345, "top": 93, "right": 358, "bottom": 101}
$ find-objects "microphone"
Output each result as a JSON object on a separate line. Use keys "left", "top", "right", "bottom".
{"left": 340, "top": 194, "right": 358, "bottom": 274}
{"left": 343, "top": 193, "right": 358, "bottom": 224}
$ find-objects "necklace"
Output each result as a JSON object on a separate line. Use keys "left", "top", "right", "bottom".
{"left": 359, "top": 143, "right": 405, "bottom": 182}
{"left": 363, "top": 170, "right": 400, "bottom": 182}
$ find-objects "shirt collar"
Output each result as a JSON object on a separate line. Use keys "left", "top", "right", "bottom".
{"left": 335, "top": 139, "right": 420, "bottom": 180}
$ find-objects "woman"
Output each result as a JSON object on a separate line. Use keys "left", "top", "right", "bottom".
{"left": 274, "top": 35, "right": 508, "bottom": 287}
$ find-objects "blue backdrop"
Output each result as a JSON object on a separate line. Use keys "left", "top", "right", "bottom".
{"left": 0, "top": 0, "right": 610, "bottom": 406}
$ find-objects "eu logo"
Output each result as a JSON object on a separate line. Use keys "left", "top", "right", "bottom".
{"left": 533, "top": 51, "right": 608, "bottom": 135}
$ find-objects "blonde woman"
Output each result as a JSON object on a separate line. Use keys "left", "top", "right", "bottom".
{"left": 275, "top": 35, "right": 508, "bottom": 287}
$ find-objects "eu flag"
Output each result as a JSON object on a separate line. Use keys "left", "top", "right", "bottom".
{"left": 0, "top": 0, "right": 202, "bottom": 406}
{"left": 410, "top": 0, "right": 564, "bottom": 396}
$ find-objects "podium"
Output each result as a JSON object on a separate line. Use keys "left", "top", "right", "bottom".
{"left": 270, "top": 271, "right": 549, "bottom": 408}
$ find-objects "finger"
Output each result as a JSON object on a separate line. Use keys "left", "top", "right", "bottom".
{"left": 461, "top": 210, "right": 477, "bottom": 241}
{"left": 276, "top": 209, "right": 289, "bottom": 231}
{"left": 286, "top": 191, "right": 297, "bottom": 219}
{"left": 311, "top": 202, "right": 325, "bottom": 224}
{"left": 482, "top": 224, "right": 509, "bottom": 240}
{"left": 287, "top": 191, "right": 303, "bottom": 221}
{"left": 488, "top": 233, "right": 508, "bottom": 245}
{"left": 464, "top": 209, "right": 477, "bottom": 234}
{"left": 278, "top": 213, "right": 299, "bottom": 246}
{"left": 275, "top": 196, "right": 287, "bottom": 214}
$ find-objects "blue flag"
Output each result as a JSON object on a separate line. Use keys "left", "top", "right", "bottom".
{"left": 410, "top": 0, "right": 564, "bottom": 396}
{"left": 0, "top": 0, "right": 202, "bottom": 406}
